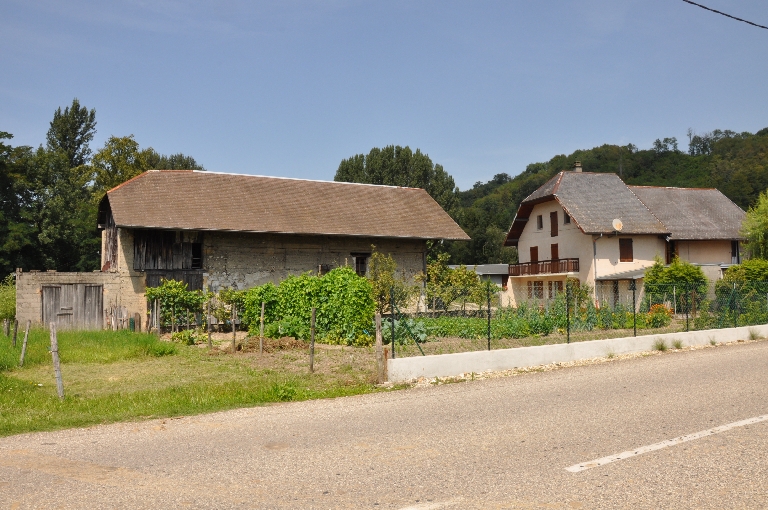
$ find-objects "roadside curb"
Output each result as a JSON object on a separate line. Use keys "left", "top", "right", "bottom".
{"left": 387, "top": 324, "right": 768, "bottom": 383}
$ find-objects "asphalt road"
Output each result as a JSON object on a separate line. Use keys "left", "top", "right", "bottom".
{"left": 2, "top": 341, "right": 768, "bottom": 509}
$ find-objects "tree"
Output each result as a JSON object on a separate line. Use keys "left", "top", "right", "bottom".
{"left": 335, "top": 145, "right": 459, "bottom": 215}
{"left": 91, "top": 135, "right": 152, "bottom": 193}
{"left": 741, "top": 189, "right": 768, "bottom": 259}
{"left": 367, "top": 249, "right": 419, "bottom": 314}
{"left": 144, "top": 151, "right": 205, "bottom": 170}
{"left": 46, "top": 98, "right": 97, "bottom": 168}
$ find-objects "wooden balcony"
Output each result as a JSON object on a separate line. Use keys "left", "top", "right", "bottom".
{"left": 509, "top": 258, "right": 579, "bottom": 276}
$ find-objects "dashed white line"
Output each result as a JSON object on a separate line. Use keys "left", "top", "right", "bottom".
{"left": 566, "top": 414, "right": 768, "bottom": 473}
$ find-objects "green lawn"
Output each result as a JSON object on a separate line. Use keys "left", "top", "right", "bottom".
{"left": 0, "top": 329, "right": 380, "bottom": 437}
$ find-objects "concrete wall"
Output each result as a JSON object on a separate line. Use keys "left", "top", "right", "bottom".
{"left": 677, "top": 240, "right": 732, "bottom": 265}
{"left": 387, "top": 324, "right": 768, "bottom": 382}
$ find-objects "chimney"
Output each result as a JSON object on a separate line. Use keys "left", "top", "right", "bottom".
{"left": 572, "top": 161, "right": 582, "bottom": 172}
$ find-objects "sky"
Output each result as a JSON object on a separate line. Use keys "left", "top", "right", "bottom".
{"left": 2, "top": 0, "right": 767, "bottom": 190}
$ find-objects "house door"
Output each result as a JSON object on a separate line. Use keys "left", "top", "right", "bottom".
{"left": 42, "top": 284, "right": 103, "bottom": 330}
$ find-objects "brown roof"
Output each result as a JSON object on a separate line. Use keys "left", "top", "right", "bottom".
{"left": 101, "top": 170, "right": 469, "bottom": 241}
{"left": 629, "top": 186, "right": 745, "bottom": 240}
{"left": 505, "top": 172, "right": 668, "bottom": 246}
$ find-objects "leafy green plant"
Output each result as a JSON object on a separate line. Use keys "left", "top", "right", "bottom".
{"left": 647, "top": 304, "right": 672, "bottom": 328}
{"left": 145, "top": 279, "right": 205, "bottom": 330}
{"left": 0, "top": 274, "right": 15, "bottom": 321}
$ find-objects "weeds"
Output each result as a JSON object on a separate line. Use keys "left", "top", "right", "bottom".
{"left": 709, "top": 336, "right": 717, "bottom": 346}
{"left": 605, "top": 351, "right": 616, "bottom": 359}
{"left": 748, "top": 328, "right": 763, "bottom": 340}
{"left": 672, "top": 340, "right": 683, "bottom": 350}
{"left": 653, "top": 339, "right": 668, "bottom": 352}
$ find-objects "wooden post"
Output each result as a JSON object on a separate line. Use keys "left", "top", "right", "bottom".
{"left": 310, "top": 307, "right": 316, "bottom": 373}
{"left": 383, "top": 347, "right": 389, "bottom": 379}
{"left": 49, "top": 323, "right": 65, "bottom": 400}
{"left": 259, "top": 302, "right": 265, "bottom": 355}
{"left": 171, "top": 304, "right": 176, "bottom": 334}
{"left": 12, "top": 319, "right": 18, "bottom": 347}
{"left": 231, "top": 304, "right": 236, "bottom": 353}
{"left": 19, "top": 320, "right": 30, "bottom": 367}
{"left": 206, "top": 299, "right": 212, "bottom": 350}
{"left": 375, "top": 313, "right": 384, "bottom": 383}
{"left": 3, "top": 318, "right": 8, "bottom": 336}
{"left": 134, "top": 313, "right": 142, "bottom": 333}
{"left": 156, "top": 300, "right": 162, "bottom": 336}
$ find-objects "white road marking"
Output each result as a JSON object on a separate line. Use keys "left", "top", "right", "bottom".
{"left": 566, "top": 414, "right": 768, "bottom": 473}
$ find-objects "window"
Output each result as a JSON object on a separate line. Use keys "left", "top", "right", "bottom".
{"left": 548, "top": 280, "right": 563, "bottom": 299}
{"left": 536, "top": 215, "right": 543, "bottom": 230}
{"left": 550, "top": 212, "right": 558, "bottom": 237}
{"left": 527, "top": 281, "right": 544, "bottom": 299}
{"left": 530, "top": 246, "right": 539, "bottom": 263}
{"left": 551, "top": 243, "right": 559, "bottom": 261}
{"left": 731, "top": 241, "right": 740, "bottom": 264}
{"left": 564, "top": 213, "right": 571, "bottom": 224}
{"left": 351, "top": 252, "right": 370, "bottom": 276}
{"left": 619, "top": 238, "right": 633, "bottom": 262}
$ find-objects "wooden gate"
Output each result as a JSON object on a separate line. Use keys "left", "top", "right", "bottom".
{"left": 42, "top": 284, "right": 104, "bottom": 330}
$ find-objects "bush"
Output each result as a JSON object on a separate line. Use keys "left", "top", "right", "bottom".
{"left": 0, "top": 274, "right": 15, "bottom": 321}
{"left": 243, "top": 267, "right": 375, "bottom": 345}
{"left": 647, "top": 304, "right": 672, "bottom": 328}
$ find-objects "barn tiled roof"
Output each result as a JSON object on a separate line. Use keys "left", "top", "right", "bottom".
{"left": 629, "top": 186, "right": 745, "bottom": 240}
{"left": 102, "top": 170, "right": 469, "bottom": 240}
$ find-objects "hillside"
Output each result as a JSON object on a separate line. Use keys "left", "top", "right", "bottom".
{"left": 450, "top": 128, "right": 768, "bottom": 265}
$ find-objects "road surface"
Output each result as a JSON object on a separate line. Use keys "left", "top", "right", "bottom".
{"left": 2, "top": 341, "right": 768, "bottom": 509}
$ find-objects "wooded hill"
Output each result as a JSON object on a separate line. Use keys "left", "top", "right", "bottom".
{"left": 446, "top": 128, "right": 768, "bottom": 265}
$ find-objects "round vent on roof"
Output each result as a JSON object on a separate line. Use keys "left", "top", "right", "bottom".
{"left": 612, "top": 218, "right": 623, "bottom": 232}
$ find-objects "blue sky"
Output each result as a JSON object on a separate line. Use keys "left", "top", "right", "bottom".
{"left": 2, "top": 0, "right": 767, "bottom": 190}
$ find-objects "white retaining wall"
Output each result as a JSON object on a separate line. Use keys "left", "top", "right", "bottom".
{"left": 387, "top": 324, "right": 768, "bottom": 383}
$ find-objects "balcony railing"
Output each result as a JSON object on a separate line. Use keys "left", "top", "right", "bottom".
{"left": 509, "top": 258, "right": 579, "bottom": 276}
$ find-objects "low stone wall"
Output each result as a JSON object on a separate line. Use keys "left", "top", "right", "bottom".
{"left": 387, "top": 324, "right": 768, "bottom": 383}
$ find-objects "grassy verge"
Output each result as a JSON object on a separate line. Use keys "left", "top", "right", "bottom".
{"left": 0, "top": 329, "right": 379, "bottom": 437}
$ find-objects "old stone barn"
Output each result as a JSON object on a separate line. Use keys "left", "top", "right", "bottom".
{"left": 16, "top": 170, "right": 468, "bottom": 329}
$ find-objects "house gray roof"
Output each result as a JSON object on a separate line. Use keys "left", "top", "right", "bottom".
{"left": 505, "top": 172, "right": 668, "bottom": 246}
{"left": 628, "top": 186, "right": 745, "bottom": 240}
{"left": 100, "top": 170, "right": 469, "bottom": 241}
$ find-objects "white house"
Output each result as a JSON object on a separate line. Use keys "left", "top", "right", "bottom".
{"left": 502, "top": 163, "right": 745, "bottom": 305}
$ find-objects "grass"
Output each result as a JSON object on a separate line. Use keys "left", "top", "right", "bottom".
{"left": 653, "top": 339, "right": 668, "bottom": 352}
{"left": 0, "top": 329, "right": 380, "bottom": 437}
{"left": 672, "top": 340, "right": 684, "bottom": 350}
{"left": 749, "top": 328, "right": 763, "bottom": 341}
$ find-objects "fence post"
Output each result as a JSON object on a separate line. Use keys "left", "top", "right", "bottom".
{"left": 375, "top": 313, "right": 384, "bottom": 383}
{"left": 19, "top": 320, "right": 30, "bottom": 367}
{"left": 390, "top": 287, "right": 396, "bottom": 359}
{"left": 685, "top": 284, "right": 690, "bottom": 332}
{"left": 733, "top": 282, "right": 738, "bottom": 328}
{"left": 12, "top": 319, "right": 18, "bottom": 347}
{"left": 231, "top": 304, "right": 236, "bottom": 353}
{"left": 206, "top": 299, "right": 212, "bottom": 350}
{"left": 49, "top": 323, "right": 65, "bottom": 400}
{"left": 631, "top": 280, "right": 637, "bottom": 337}
{"left": 566, "top": 282, "right": 571, "bottom": 344}
{"left": 487, "top": 283, "right": 492, "bottom": 351}
{"left": 259, "top": 301, "right": 265, "bottom": 355}
{"left": 310, "top": 307, "right": 316, "bottom": 373}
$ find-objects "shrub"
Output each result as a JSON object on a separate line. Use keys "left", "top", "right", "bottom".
{"left": 647, "top": 304, "right": 672, "bottom": 328}
{"left": 0, "top": 274, "right": 15, "bottom": 321}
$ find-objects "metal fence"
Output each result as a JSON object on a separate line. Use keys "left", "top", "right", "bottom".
{"left": 389, "top": 281, "right": 768, "bottom": 358}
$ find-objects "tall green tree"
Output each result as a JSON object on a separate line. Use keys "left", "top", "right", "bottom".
{"left": 46, "top": 98, "right": 97, "bottom": 168}
{"left": 335, "top": 145, "right": 459, "bottom": 215}
{"left": 741, "top": 189, "right": 768, "bottom": 260}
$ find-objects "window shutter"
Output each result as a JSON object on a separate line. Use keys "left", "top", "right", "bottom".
{"left": 619, "top": 238, "right": 633, "bottom": 262}
{"left": 550, "top": 212, "right": 558, "bottom": 237}
{"left": 530, "top": 246, "right": 538, "bottom": 263}
{"left": 551, "top": 243, "right": 559, "bottom": 261}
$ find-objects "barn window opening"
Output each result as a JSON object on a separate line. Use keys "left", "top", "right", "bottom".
{"left": 536, "top": 215, "right": 543, "bottom": 230}
{"left": 351, "top": 252, "right": 370, "bottom": 277}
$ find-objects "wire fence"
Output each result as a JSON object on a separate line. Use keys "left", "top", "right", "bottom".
{"left": 389, "top": 280, "right": 768, "bottom": 358}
